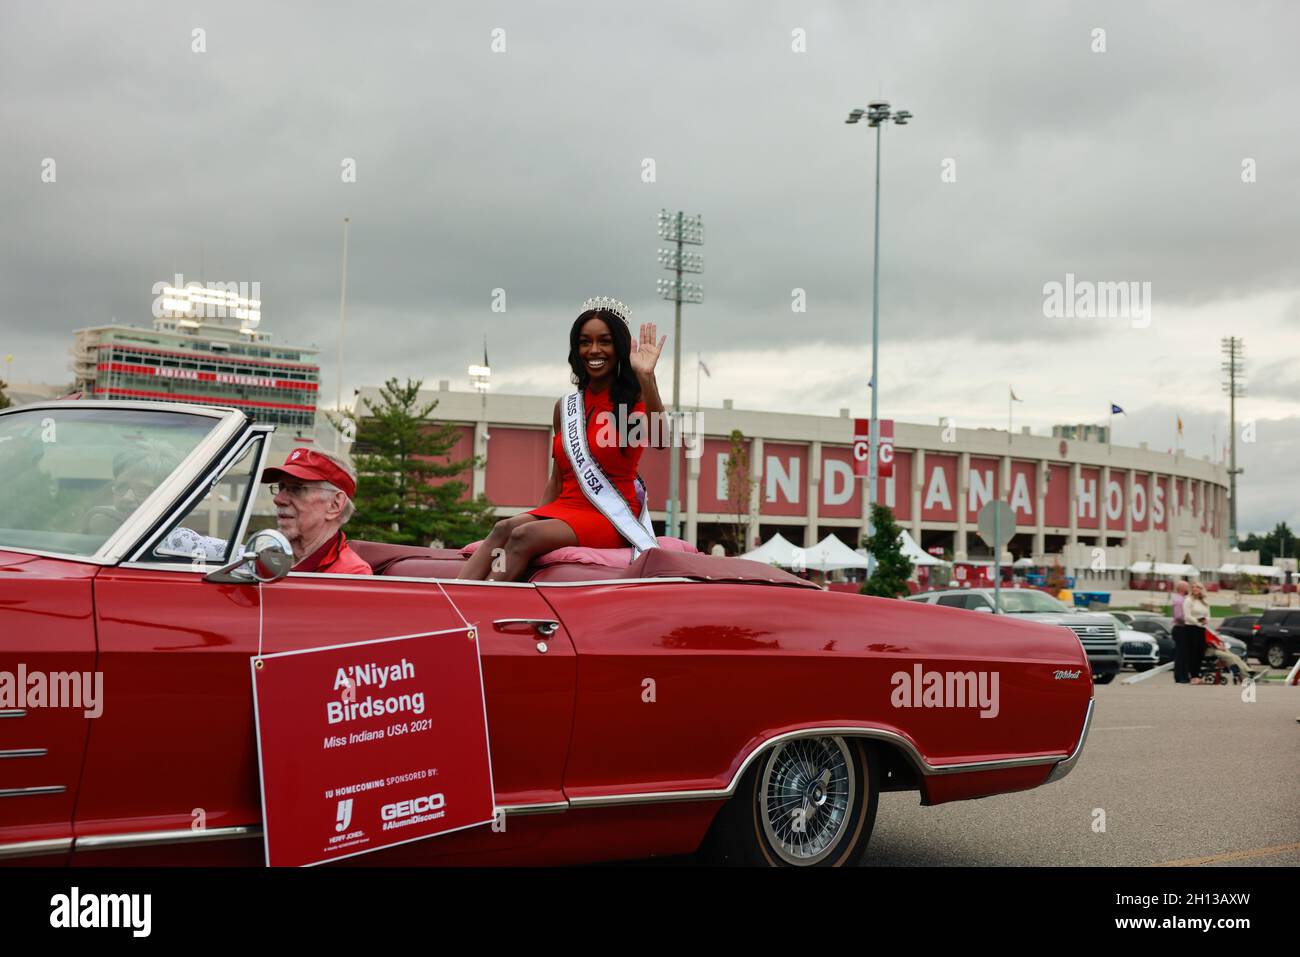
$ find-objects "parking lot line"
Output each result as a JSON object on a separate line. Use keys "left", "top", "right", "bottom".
{"left": 1154, "top": 841, "right": 1300, "bottom": 867}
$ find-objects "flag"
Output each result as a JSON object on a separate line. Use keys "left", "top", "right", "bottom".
{"left": 698, "top": 358, "right": 711, "bottom": 377}
{"left": 1110, "top": 403, "right": 1125, "bottom": 415}
{"left": 1177, "top": 415, "right": 1183, "bottom": 435}
{"left": 1010, "top": 387, "right": 1022, "bottom": 402}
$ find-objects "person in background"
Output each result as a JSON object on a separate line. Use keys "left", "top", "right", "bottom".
{"left": 1170, "top": 579, "right": 1191, "bottom": 684}
{"left": 1182, "top": 582, "right": 1211, "bottom": 685}
{"left": 1202, "top": 627, "right": 1256, "bottom": 683}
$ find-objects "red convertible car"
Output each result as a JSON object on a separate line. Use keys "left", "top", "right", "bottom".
{"left": 0, "top": 401, "right": 1093, "bottom": 867}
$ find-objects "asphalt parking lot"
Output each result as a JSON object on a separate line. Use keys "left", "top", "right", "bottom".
{"left": 865, "top": 675, "right": 1300, "bottom": 866}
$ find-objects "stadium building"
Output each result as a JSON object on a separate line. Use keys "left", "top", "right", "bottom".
{"left": 71, "top": 283, "right": 320, "bottom": 436}
{"left": 353, "top": 381, "right": 1231, "bottom": 584}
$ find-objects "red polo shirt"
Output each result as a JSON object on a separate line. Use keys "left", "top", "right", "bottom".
{"left": 294, "top": 531, "right": 372, "bottom": 575}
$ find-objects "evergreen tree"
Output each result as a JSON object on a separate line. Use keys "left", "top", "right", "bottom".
{"left": 859, "top": 504, "right": 914, "bottom": 598}
{"left": 332, "top": 378, "right": 497, "bottom": 547}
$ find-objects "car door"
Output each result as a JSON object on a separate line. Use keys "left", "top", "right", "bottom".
{"left": 74, "top": 436, "right": 577, "bottom": 864}
{"left": 0, "top": 553, "right": 98, "bottom": 864}
{"left": 79, "top": 571, "right": 578, "bottom": 865}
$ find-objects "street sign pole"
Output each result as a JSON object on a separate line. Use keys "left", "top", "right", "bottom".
{"left": 977, "top": 500, "right": 1016, "bottom": 615}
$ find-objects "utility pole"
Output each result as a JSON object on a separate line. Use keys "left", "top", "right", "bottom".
{"left": 656, "top": 210, "right": 703, "bottom": 539}
{"left": 1221, "top": 337, "right": 1245, "bottom": 548}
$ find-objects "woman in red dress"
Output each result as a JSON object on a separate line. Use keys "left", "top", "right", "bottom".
{"left": 458, "top": 298, "right": 667, "bottom": 581}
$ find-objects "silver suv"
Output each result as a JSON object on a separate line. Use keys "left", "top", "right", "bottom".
{"left": 906, "top": 588, "right": 1123, "bottom": 684}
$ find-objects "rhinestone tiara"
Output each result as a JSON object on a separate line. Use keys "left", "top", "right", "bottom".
{"left": 581, "top": 296, "right": 631, "bottom": 327}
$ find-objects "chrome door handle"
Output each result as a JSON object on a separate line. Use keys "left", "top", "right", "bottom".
{"left": 493, "top": 618, "right": 560, "bottom": 637}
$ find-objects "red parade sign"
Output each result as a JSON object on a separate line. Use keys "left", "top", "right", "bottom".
{"left": 853, "top": 418, "right": 894, "bottom": 479}
{"left": 251, "top": 627, "right": 495, "bottom": 867}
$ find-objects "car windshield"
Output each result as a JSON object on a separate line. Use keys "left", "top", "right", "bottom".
{"left": 0, "top": 407, "right": 218, "bottom": 557}
{"left": 995, "top": 590, "right": 1071, "bottom": 614}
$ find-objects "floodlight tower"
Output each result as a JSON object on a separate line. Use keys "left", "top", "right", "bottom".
{"left": 656, "top": 209, "right": 704, "bottom": 539}
{"left": 845, "top": 101, "right": 912, "bottom": 570}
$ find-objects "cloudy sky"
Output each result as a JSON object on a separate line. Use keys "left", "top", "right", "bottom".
{"left": 3, "top": 1, "right": 1298, "bottom": 534}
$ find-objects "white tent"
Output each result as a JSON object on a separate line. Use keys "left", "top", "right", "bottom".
{"left": 739, "top": 532, "right": 800, "bottom": 567}
{"left": 1128, "top": 561, "right": 1200, "bottom": 578}
{"left": 1217, "top": 563, "right": 1283, "bottom": 578}
{"left": 900, "top": 530, "right": 949, "bottom": 567}
{"left": 854, "top": 530, "right": 950, "bottom": 569}
{"left": 803, "top": 534, "right": 872, "bottom": 572}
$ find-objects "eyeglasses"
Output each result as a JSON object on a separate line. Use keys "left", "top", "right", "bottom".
{"left": 268, "top": 482, "right": 329, "bottom": 498}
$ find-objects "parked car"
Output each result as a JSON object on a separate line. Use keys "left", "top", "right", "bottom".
{"left": 906, "top": 588, "right": 1122, "bottom": 683}
{"left": 1118, "top": 633, "right": 1160, "bottom": 671}
{"left": 1106, "top": 615, "right": 1159, "bottom": 671}
{"left": 0, "top": 401, "right": 1095, "bottom": 867}
{"left": 1217, "top": 614, "right": 1262, "bottom": 643}
{"left": 1248, "top": 609, "right": 1300, "bottom": 669}
{"left": 1124, "top": 616, "right": 1176, "bottom": 664}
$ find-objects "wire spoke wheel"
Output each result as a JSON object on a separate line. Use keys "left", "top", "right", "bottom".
{"left": 758, "top": 737, "right": 855, "bottom": 866}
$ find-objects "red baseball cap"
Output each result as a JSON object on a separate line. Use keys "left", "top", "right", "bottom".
{"left": 261, "top": 448, "right": 356, "bottom": 499}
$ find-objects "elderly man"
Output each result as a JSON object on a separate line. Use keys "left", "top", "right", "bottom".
{"left": 261, "top": 448, "right": 372, "bottom": 575}
{"left": 1170, "top": 579, "right": 1191, "bottom": 683}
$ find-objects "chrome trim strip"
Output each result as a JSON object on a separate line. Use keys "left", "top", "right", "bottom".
{"left": 567, "top": 725, "right": 1072, "bottom": 809}
{"left": 1045, "top": 697, "right": 1095, "bottom": 784}
{"left": 0, "top": 709, "right": 26, "bottom": 718}
{"left": 128, "top": 425, "right": 271, "bottom": 563}
{"left": 534, "top": 577, "right": 696, "bottom": 588}
{"left": 71, "top": 805, "right": 567, "bottom": 851}
{"left": 75, "top": 825, "right": 262, "bottom": 852}
{"left": 0, "top": 837, "right": 73, "bottom": 860}
{"left": 286, "top": 572, "right": 537, "bottom": 587}
{"left": 0, "top": 748, "right": 47, "bottom": 759}
{"left": 0, "top": 546, "right": 116, "bottom": 566}
{"left": 0, "top": 785, "right": 65, "bottom": 797}
{"left": 500, "top": 801, "right": 569, "bottom": 817}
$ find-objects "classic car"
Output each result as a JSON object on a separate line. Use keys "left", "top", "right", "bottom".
{"left": 0, "top": 401, "right": 1094, "bottom": 867}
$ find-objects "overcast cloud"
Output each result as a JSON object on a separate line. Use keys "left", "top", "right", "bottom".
{"left": 2, "top": 0, "right": 1297, "bottom": 533}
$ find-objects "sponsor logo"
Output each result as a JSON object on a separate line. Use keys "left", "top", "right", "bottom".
{"left": 380, "top": 793, "right": 447, "bottom": 831}
{"left": 334, "top": 798, "right": 353, "bottom": 832}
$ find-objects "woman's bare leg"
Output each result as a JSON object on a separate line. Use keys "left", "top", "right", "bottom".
{"left": 458, "top": 514, "right": 539, "bottom": 580}
{"left": 488, "top": 518, "right": 578, "bottom": 581}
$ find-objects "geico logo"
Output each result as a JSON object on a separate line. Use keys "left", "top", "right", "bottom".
{"left": 381, "top": 793, "right": 446, "bottom": 821}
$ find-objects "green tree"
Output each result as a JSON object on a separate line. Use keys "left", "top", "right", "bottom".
{"left": 0, "top": 379, "right": 10, "bottom": 410}
{"left": 859, "top": 504, "right": 914, "bottom": 598}
{"left": 332, "top": 378, "right": 497, "bottom": 547}
{"left": 1241, "top": 522, "right": 1295, "bottom": 565}
{"left": 723, "top": 429, "right": 755, "bottom": 555}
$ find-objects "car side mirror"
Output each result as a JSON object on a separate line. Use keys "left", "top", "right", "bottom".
{"left": 973, "top": 605, "right": 993, "bottom": 613}
{"left": 204, "top": 529, "right": 295, "bottom": 585}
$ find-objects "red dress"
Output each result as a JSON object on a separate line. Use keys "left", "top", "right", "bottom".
{"left": 529, "top": 386, "right": 648, "bottom": 548}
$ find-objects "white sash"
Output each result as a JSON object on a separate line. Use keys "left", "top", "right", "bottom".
{"left": 560, "top": 390, "right": 659, "bottom": 557}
